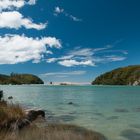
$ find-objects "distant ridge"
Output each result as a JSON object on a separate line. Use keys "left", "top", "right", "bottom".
{"left": 92, "top": 65, "right": 140, "bottom": 86}
{"left": 0, "top": 73, "right": 44, "bottom": 85}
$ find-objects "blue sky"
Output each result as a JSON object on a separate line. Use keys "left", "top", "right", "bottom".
{"left": 0, "top": 0, "right": 140, "bottom": 84}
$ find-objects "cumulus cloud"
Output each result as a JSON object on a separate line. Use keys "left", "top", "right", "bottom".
{"left": 0, "top": 11, "right": 47, "bottom": 30}
{"left": 0, "top": 34, "right": 61, "bottom": 64}
{"left": 0, "top": 0, "right": 36, "bottom": 11}
{"left": 58, "top": 60, "right": 95, "bottom": 67}
{"left": 54, "top": 6, "right": 82, "bottom": 22}
{"left": 47, "top": 46, "right": 127, "bottom": 67}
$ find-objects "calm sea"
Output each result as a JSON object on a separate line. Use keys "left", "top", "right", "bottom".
{"left": 0, "top": 85, "right": 140, "bottom": 140}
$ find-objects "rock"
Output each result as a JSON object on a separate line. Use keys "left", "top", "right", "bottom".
{"left": 132, "top": 80, "right": 140, "bottom": 86}
{"left": 68, "top": 102, "right": 73, "bottom": 105}
{"left": 10, "top": 110, "right": 46, "bottom": 130}
{"left": 26, "top": 110, "right": 45, "bottom": 122}
{"left": 0, "top": 90, "right": 3, "bottom": 101}
{"left": 8, "top": 96, "right": 13, "bottom": 100}
{"left": 0, "top": 109, "right": 46, "bottom": 131}
{"left": 115, "top": 108, "right": 129, "bottom": 113}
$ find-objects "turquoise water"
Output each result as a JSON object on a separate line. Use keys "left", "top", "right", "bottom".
{"left": 0, "top": 85, "right": 140, "bottom": 140}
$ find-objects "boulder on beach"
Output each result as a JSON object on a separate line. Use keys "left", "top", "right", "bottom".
{"left": 26, "top": 109, "right": 45, "bottom": 122}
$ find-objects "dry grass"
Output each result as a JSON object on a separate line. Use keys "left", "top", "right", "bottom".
{"left": 0, "top": 101, "right": 25, "bottom": 128}
{"left": 0, "top": 124, "right": 106, "bottom": 140}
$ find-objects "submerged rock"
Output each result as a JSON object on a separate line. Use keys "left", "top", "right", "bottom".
{"left": 115, "top": 108, "right": 129, "bottom": 113}
{"left": 68, "top": 102, "right": 73, "bottom": 105}
{"left": 8, "top": 96, "right": 13, "bottom": 100}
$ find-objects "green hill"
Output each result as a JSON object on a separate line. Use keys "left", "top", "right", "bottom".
{"left": 92, "top": 65, "right": 140, "bottom": 86}
{"left": 0, "top": 73, "right": 44, "bottom": 85}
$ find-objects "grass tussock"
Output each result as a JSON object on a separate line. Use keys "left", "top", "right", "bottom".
{"left": 0, "top": 101, "right": 25, "bottom": 127}
{"left": 0, "top": 124, "right": 106, "bottom": 140}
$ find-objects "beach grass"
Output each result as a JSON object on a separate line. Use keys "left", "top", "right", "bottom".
{"left": 0, "top": 100, "right": 25, "bottom": 128}
{"left": 0, "top": 124, "right": 106, "bottom": 140}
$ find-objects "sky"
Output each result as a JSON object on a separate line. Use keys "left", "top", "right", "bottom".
{"left": 0, "top": 0, "right": 140, "bottom": 84}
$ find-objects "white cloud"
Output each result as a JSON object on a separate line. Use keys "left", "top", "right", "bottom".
{"left": 47, "top": 55, "right": 73, "bottom": 63}
{"left": 0, "top": 11, "right": 47, "bottom": 30}
{"left": 0, "top": 34, "right": 61, "bottom": 64}
{"left": 54, "top": 6, "right": 82, "bottom": 22}
{"left": 105, "top": 55, "right": 126, "bottom": 61}
{"left": 54, "top": 6, "right": 64, "bottom": 14}
{"left": 28, "top": 0, "right": 36, "bottom": 5}
{"left": 0, "top": 0, "right": 36, "bottom": 11}
{"left": 42, "top": 71, "right": 86, "bottom": 76}
{"left": 69, "top": 15, "right": 82, "bottom": 22}
{"left": 58, "top": 60, "right": 95, "bottom": 67}
{"left": 47, "top": 45, "right": 127, "bottom": 67}
{"left": 69, "top": 48, "right": 94, "bottom": 56}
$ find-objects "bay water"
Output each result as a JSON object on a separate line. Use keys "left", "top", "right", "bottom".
{"left": 0, "top": 85, "right": 140, "bottom": 140}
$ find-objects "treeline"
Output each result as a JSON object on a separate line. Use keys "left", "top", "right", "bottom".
{"left": 0, "top": 73, "right": 44, "bottom": 85}
{"left": 92, "top": 65, "right": 140, "bottom": 85}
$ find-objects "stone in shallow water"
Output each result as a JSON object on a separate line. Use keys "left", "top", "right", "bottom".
{"left": 115, "top": 108, "right": 129, "bottom": 113}
{"left": 68, "top": 102, "right": 73, "bottom": 105}
{"left": 121, "top": 129, "right": 140, "bottom": 140}
{"left": 67, "top": 102, "right": 79, "bottom": 107}
{"left": 8, "top": 96, "right": 13, "bottom": 100}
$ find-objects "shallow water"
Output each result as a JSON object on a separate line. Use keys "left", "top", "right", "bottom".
{"left": 0, "top": 85, "right": 140, "bottom": 140}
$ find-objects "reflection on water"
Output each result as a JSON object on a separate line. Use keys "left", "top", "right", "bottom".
{"left": 0, "top": 85, "right": 140, "bottom": 140}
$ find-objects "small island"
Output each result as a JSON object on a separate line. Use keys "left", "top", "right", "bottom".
{"left": 0, "top": 73, "right": 44, "bottom": 85}
{"left": 92, "top": 65, "right": 140, "bottom": 85}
